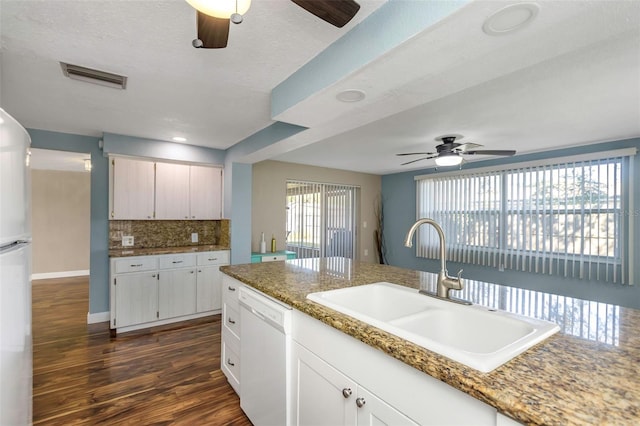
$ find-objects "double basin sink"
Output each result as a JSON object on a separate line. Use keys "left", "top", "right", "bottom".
{"left": 307, "top": 282, "right": 559, "bottom": 372}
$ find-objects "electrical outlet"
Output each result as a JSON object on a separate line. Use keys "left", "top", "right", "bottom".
{"left": 122, "top": 236, "right": 134, "bottom": 247}
{"left": 364, "top": 249, "right": 369, "bottom": 256}
{"left": 191, "top": 233, "right": 198, "bottom": 243}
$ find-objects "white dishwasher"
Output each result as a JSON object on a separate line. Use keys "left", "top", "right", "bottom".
{"left": 239, "top": 285, "right": 292, "bottom": 426}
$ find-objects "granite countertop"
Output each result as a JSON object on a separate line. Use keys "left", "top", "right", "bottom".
{"left": 220, "top": 258, "right": 640, "bottom": 426}
{"left": 109, "top": 244, "right": 230, "bottom": 258}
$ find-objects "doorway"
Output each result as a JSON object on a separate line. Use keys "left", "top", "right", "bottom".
{"left": 30, "top": 148, "right": 91, "bottom": 279}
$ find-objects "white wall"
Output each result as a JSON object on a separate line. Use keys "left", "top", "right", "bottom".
{"left": 31, "top": 169, "right": 90, "bottom": 275}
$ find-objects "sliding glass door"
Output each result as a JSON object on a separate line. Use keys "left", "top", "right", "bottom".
{"left": 286, "top": 180, "right": 358, "bottom": 259}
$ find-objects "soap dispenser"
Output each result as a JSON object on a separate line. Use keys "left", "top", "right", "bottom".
{"left": 271, "top": 234, "right": 276, "bottom": 253}
{"left": 260, "top": 233, "right": 266, "bottom": 254}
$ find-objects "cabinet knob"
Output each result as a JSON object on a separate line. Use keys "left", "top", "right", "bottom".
{"left": 227, "top": 358, "right": 235, "bottom": 367}
{"left": 147, "top": 216, "right": 151, "bottom": 219}
{"left": 190, "top": 270, "right": 194, "bottom": 274}
{"left": 192, "top": 216, "right": 195, "bottom": 219}
{"left": 228, "top": 317, "right": 236, "bottom": 324}
{"left": 228, "top": 286, "right": 236, "bottom": 292}
{"left": 342, "top": 388, "right": 352, "bottom": 398}
{"left": 356, "top": 397, "right": 366, "bottom": 408}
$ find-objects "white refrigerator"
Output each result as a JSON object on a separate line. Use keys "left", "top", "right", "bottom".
{"left": 0, "top": 108, "right": 33, "bottom": 425}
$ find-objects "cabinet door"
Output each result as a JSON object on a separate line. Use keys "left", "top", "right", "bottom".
{"left": 356, "top": 387, "right": 419, "bottom": 426}
{"left": 196, "top": 265, "right": 222, "bottom": 312}
{"left": 190, "top": 165, "right": 223, "bottom": 219}
{"left": 114, "top": 272, "right": 158, "bottom": 327}
{"left": 158, "top": 268, "right": 197, "bottom": 319}
{"left": 112, "top": 158, "right": 155, "bottom": 220}
{"left": 155, "top": 162, "right": 190, "bottom": 219}
{"left": 292, "top": 342, "right": 358, "bottom": 426}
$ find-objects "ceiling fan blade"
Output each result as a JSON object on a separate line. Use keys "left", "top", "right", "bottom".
{"left": 401, "top": 155, "right": 437, "bottom": 166}
{"left": 453, "top": 142, "right": 483, "bottom": 152}
{"left": 197, "top": 11, "right": 229, "bottom": 48}
{"left": 463, "top": 150, "right": 517, "bottom": 156}
{"left": 396, "top": 152, "right": 436, "bottom": 156}
{"left": 291, "top": 0, "right": 361, "bottom": 28}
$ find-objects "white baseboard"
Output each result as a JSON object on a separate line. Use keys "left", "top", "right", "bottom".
{"left": 32, "top": 269, "right": 90, "bottom": 280}
{"left": 87, "top": 311, "right": 110, "bottom": 324}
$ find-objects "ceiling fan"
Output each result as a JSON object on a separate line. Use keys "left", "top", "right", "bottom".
{"left": 187, "top": 0, "right": 361, "bottom": 49}
{"left": 397, "top": 136, "right": 516, "bottom": 167}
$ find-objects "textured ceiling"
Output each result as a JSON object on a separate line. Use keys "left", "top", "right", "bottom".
{"left": 1, "top": 1, "right": 639, "bottom": 175}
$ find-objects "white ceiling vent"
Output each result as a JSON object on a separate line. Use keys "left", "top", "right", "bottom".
{"left": 60, "top": 62, "right": 127, "bottom": 89}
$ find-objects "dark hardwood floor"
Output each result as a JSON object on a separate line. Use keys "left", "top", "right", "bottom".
{"left": 32, "top": 276, "right": 252, "bottom": 425}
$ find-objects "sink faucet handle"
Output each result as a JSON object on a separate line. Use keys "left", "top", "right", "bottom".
{"left": 456, "top": 269, "right": 463, "bottom": 281}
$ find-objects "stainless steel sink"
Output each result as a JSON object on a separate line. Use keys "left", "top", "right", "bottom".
{"left": 307, "top": 282, "right": 560, "bottom": 372}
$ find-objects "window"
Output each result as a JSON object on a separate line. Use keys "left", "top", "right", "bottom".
{"left": 415, "top": 149, "right": 636, "bottom": 284}
{"left": 286, "top": 180, "right": 358, "bottom": 259}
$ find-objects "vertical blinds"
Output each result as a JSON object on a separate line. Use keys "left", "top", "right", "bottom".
{"left": 416, "top": 150, "right": 635, "bottom": 284}
{"left": 286, "top": 180, "right": 358, "bottom": 259}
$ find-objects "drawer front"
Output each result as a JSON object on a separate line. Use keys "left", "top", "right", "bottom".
{"left": 222, "top": 275, "right": 241, "bottom": 307}
{"left": 113, "top": 256, "right": 158, "bottom": 274}
{"left": 197, "top": 250, "right": 230, "bottom": 266}
{"left": 261, "top": 254, "right": 287, "bottom": 262}
{"left": 224, "top": 304, "right": 240, "bottom": 339}
{"left": 222, "top": 339, "right": 240, "bottom": 394}
{"left": 158, "top": 254, "right": 196, "bottom": 270}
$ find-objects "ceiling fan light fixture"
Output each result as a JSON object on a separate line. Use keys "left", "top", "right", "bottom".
{"left": 435, "top": 153, "right": 463, "bottom": 167}
{"left": 185, "top": 0, "right": 251, "bottom": 19}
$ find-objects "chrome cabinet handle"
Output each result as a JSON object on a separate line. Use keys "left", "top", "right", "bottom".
{"left": 342, "top": 388, "right": 352, "bottom": 398}
{"left": 208, "top": 258, "right": 217, "bottom": 261}
{"left": 227, "top": 358, "right": 235, "bottom": 367}
{"left": 228, "top": 286, "right": 236, "bottom": 291}
{"left": 130, "top": 264, "right": 143, "bottom": 267}
{"left": 172, "top": 260, "right": 183, "bottom": 264}
{"left": 356, "top": 397, "right": 366, "bottom": 408}
{"left": 228, "top": 317, "right": 236, "bottom": 324}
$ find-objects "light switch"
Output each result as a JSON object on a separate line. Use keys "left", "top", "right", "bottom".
{"left": 191, "top": 233, "right": 199, "bottom": 243}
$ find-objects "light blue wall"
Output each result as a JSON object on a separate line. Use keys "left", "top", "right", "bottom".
{"left": 28, "top": 129, "right": 109, "bottom": 315}
{"left": 228, "top": 163, "right": 252, "bottom": 265}
{"left": 222, "top": 122, "right": 306, "bottom": 265}
{"left": 382, "top": 138, "right": 640, "bottom": 309}
{"left": 102, "top": 133, "right": 225, "bottom": 165}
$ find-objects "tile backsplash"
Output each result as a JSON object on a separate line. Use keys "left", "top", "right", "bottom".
{"left": 109, "top": 220, "right": 230, "bottom": 249}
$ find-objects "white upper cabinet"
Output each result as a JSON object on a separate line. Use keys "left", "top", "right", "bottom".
{"left": 110, "top": 157, "right": 223, "bottom": 220}
{"left": 155, "top": 162, "right": 191, "bottom": 220}
{"left": 190, "top": 165, "right": 223, "bottom": 220}
{"left": 111, "top": 158, "right": 155, "bottom": 220}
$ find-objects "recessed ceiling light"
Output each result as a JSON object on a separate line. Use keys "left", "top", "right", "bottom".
{"left": 336, "top": 89, "right": 366, "bottom": 103}
{"left": 172, "top": 136, "right": 187, "bottom": 142}
{"left": 482, "top": 3, "right": 539, "bottom": 36}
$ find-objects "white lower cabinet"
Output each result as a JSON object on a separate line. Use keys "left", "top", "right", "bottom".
{"left": 196, "top": 266, "right": 223, "bottom": 312}
{"left": 290, "top": 310, "right": 497, "bottom": 426}
{"left": 158, "top": 268, "right": 197, "bottom": 319}
{"left": 110, "top": 250, "right": 229, "bottom": 333}
{"left": 220, "top": 275, "right": 241, "bottom": 394}
{"left": 114, "top": 271, "right": 158, "bottom": 328}
{"left": 292, "top": 341, "right": 417, "bottom": 426}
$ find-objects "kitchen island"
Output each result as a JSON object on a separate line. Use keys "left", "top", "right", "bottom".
{"left": 221, "top": 257, "right": 640, "bottom": 425}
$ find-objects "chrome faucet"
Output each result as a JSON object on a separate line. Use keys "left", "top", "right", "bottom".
{"left": 404, "top": 218, "right": 469, "bottom": 304}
